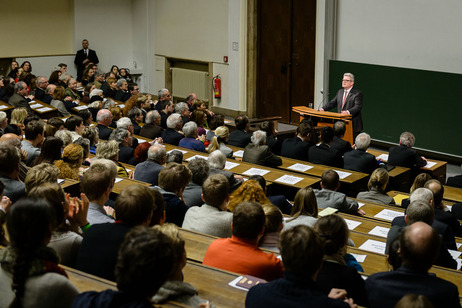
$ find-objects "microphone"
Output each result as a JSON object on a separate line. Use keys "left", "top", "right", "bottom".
{"left": 318, "top": 90, "right": 329, "bottom": 109}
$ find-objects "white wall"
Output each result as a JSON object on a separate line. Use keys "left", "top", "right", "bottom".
{"left": 335, "top": 0, "right": 462, "bottom": 74}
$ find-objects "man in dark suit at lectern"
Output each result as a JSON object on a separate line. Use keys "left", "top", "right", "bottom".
{"left": 320, "top": 72, "right": 363, "bottom": 139}
{"left": 74, "top": 39, "right": 99, "bottom": 82}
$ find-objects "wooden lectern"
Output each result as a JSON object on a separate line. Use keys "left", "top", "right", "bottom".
{"left": 292, "top": 106, "right": 353, "bottom": 144}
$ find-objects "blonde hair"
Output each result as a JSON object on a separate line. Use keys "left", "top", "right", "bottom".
{"left": 410, "top": 173, "right": 432, "bottom": 194}
{"left": 227, "top": 180, "right": 272, "bottom": 212}
{"left": 288, "top": 186, "right": 318, "bottom": 222}
{"left": 54, "top": 144, "right": 84, "bottom": 180}
{"left": 368, "top": 168, "right": 389, "bottom": 192}
{"left": 25, "top": 163, "right": 60, "bottom": 193}
{"left": 96, "top": 140, "right": 119, "bottom": 161}
{"left": 10, "top": 108, "right": 28, "bottom": 126}
{"left": 207, "top": 126, "right": 229, "bottom": 153}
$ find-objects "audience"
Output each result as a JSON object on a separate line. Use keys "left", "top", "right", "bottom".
{"left": 182, "top": 174, "right": 232, "bottom": 237}
{"left": 243, "top": 130, "right": 282, "bottom": 167}
{"left": 246, "top": 224, "right": 356, "bottom": 307}
{"left": 0, "top": 198, "right": 79, "bottom": 307}
{"left": 203, "top": 201, "right": 284, "bottom": 281}
{"left": 356, "top": 168, "right": 395, "bottom": 205}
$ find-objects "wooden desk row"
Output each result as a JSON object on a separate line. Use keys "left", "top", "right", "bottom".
{"left": 0, "top": 98, "right": 58, "bottom": 119}
{"left": 65, "top": 261, "right": 246, "bottom": 308}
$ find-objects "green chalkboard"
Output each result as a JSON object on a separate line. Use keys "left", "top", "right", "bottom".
{"left": 329, "top": 60, "right": 462, "bottom": 157}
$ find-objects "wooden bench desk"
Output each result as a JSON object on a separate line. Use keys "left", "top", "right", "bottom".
{"left": 112, "top": 177, "right": 151, "bottom": 195}
{"left": 443, "top": 185, "right": 462, "bottom": 203}
{"left": 367, "top": 148, "right": 447, "bottom": 184}
{"left": 0, "top": 100, "right": 15, "bottom": 117}
{"left": 29, "top": 99, "right": 58, "bottom": 119}
{"left": 65, "top": 262, "right": 246, "bottom": 308}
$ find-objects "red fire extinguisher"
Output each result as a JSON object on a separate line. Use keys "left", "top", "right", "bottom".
{"left": 213, "top": 75, "right": 221, "bottom": 98}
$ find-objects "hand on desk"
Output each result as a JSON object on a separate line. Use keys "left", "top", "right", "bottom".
{"left": 357, "top": 209, "right": 366, "bottom": 216}
{"left": 341, "top": 110, "right": 350, "bottom": 115}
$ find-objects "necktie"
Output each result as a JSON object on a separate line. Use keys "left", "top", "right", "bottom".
{"left": 341, "top": 90, "right": 348, "bottom": 110}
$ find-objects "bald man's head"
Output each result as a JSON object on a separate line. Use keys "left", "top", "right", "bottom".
{"left": 0, "top": 133, "right": 21, "bottom": 147}
{"left": 400, "top": 222, "right": 440, "bottom": 271}
{"left": 424, "top": 180, "right": 444, "bottom": 209}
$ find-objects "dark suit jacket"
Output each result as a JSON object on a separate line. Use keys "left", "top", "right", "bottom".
{"left": 451, "top": 203, "right": 462, "bottom": 220}
{"left": 74, "top": 49, "right": 99, "bottom": 81}
{"left": 161, "top": 128, "right": 184, "bottom": 146}
{"left": 331, "top": 136, "right": 352, "bottom": 156}
{"left": 343, "top": 149, "right": 379, "bottom": 174}
{"left": 308, "top": 143, "right": 343, "bottom": 168}
{"left": 139, "top": 123, "right": 163, "bottom": 139}
{"left": 209, "top": 168, "right": 242, "bottom": 193}
{"left": 446, "top": 175, "right": 462, "bottom": 188}
{"left": 8, "top": 93, "right": 33, "bottom": 114}
{"left": 243, "top": 144, "right": 282, "bottom": 168}
{"left": 76, "top": 223, "right": 132, "bottom": 281}
{"left": 41, "top": 94, "right": 52, "bottom": 104}
{"left": 323, "top": 88, "right": 363, "bottom": 133}
{"left": 118, "top": 144, "right": 135, "bottom": 165}
{"left": 114, "top": 90, "right": 131, "bottom": 102}
{"left": 35, "top": 88, "right": 46, "bottom": 101}
{"left": 268, "top": 195, "right": 293, "bottom": 215}
{"left": 365, "top": 266, "right": 460, "bottom": 308}
{"left": 281, "top": 136, "right": 310, "bottom": 161}
{"left": 134, "top": 160, "right": 163, "bottom": 186}
{"left": 392, "top": 216, "right": 456, "bottom": 250}
{"left": 388, "top": 144, "right": 426, "bottom": 168}
{"left": 228, "top": 129, "right": 251, "bottom": 148}
{"left": 96, "top": 124, "right": 113, "bottom": 140}
{"left": 160, "top": 111, "right": 169, "bottom": 129}
{"left": 266, "top": 136, "right": 281, "bottom": 155}
{"left": 434, "top": 207, "right": 462, "bottom": 237}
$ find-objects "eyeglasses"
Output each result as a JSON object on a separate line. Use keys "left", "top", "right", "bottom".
{"left": 342, "top": 79, "right": 352, "bottom": 82}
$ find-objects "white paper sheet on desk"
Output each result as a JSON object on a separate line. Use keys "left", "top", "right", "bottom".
{"left": 425, "top": 161, "right": 437, "bottom": 168}
{"left": 287, "top": 163, "right": 313, "bottom": 172}
{"left": 343, "top": 218, "right": 361, "bottom": 230}
{"left": 137, "top": 138, "right": 147, "bottom": 144}
{"left": 448, "top": 249, "right": 462, "bottom": 260}
{"left": 224, "top": 161, "right": 240, "bottom": 170}
{"left": 358, "top": 202, "right": 365, "bottom": 208}
{"left": 457, "top": 243, "right": 462, "bottom": 249}
{"left": 37, "top": 107, "right": 53, "bottom": 112}
{"left": 57, "top": 179, "right": 65, "bottom": 184}
{"left": 374, "top": 209, "right": 404, "bottom": 221}
{"left": 234, "top": 150, "right": 244, "bottom": 158}
{"left": 186, "top": 154, "right": 209, "bottom": 161}
{"left": 74, "top": 105, "right": 88, "bottom": 110}
{"left": 30, "top": 103, "right": 42, "bottom": 109}
{"left": 118, "top": 104, "right": 125, "bottom": 108}
{"left": 368, "top": 226, "right": 390, "bottom": 238}
{"left": 376, "top": 154, "right": 389, "bottom": 161}
{"left": 29, "top": 100, "right": 36, "bottom": 103}
{"left": 0, "top": 105, "right": 8, "bottom": 110}
{"left": 90, "top": 123, "right": 95, "bottom": 127}
{"left": 358, "top": 239, "right": 386, "bottom": 254}
{"left": 349, "top": 253, "right": 367, "bottom": 263}
{"left": 275, "top": 175, "right": 304, "bottom": 185}
{"left": 457, "top": 259, "right": 462, "bottom": 271}
{"left": 167, "top": 149, "right": 188, "bottom": 154}
{"left": 242, "top": 168, "right": 269, "bottom": 176}
{"left": 334, "top": 170, "right": 351, "bottom": 179}
{"left": 114, "top": 178, "right": 123, "bottom": 183}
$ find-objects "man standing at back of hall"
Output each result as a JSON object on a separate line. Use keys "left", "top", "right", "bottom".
{"left": 320, "top": 73, "right": 363, "bottom": 139}
{"left": 74, "top": 39, "right": 99, "bottom": 82}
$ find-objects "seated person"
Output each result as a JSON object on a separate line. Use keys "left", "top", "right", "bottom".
{"left": 250, "top": 175, "right": 292, "bottom": 215}
{"left": 228, "top": 115, "right": 251, "bottom": 148}
{"left": 308, "top": 126, "right": 343, "bottom": 168}
{"left": 21, "top": 120, "right": 45, "bottom": 166}
{"left": 446, "top": 163, "right": 462, "bottom": 188}
{"left": 81, "top": 159, "right": 117, "bottom": 225}
{"left": 246, "top": 224, "right": 356, "bottom": 308}
{"left": 356, "top": 168, "right": 395, "bottom": 205}
{"left": 227, "top": 180, "right": 272, "bottom": 212}
{"left": 258, "top": 204, "right": 283, "bottom": 252}
{"left": 208, "top": 150, "right": 243, "bottom": 192}
{"left": 73, "top": 226, "right": 174, "bottom": 308}
{"left": 400, "top": 173, "right": 432, "bottom": 209}
{"left": 283, "top": 186, "right": 318, "bottom": 230}
{"left": 161, "top": 114, "right": 184, "bottom": 146}
{"left": 134, "top": 144, "right": 166, "bottom": 186}
{"left": 95, "top": 140, "right": 130, "bottom": 178}
{"left": 314, "top": 170, "right": 364, "bottom": 215}
{"left": 259, "top": 120, "right": 281, "bottom": 155}
{"left": 182, "top": 158, "right": 209, "bottom": 208}
{"left": 151, "top": 223, "right": 211, "bottom": 306}
{"left": 0, "top": 198, "right": 78, "bottom": 307}
{"left": 331, "top": 121, "right": 352, "bottom": 157}
{"left": 182, "top": 174, "right": 232, "bottom": 238}
{"left": 243, "top": 130, "right": 282, "bottom": 168}
{"left": 153, "top": 162, "right": 192, "bottom": 227}
{"left": 166, "top": 149, "right": 184, "bottom": 164}
{"left": 139, "top": 110, "right": 163, "bottom": 139}
{"left": 95, "top": 109, "right": 114, "bottom": 140}
{"left": 54, "top": 144, "right": 84, "bottom": 181}
{"left": 366, "top": 222, "right": 460, "bottom": 308}
{"left": 76, "top": 185, "right": 156, "bottom": 281}
{"left": 178, "top": 121, "right": 206, "bottom": 152}
{"left": 314, "top": 215, "right": 368, "bottom": 307}
{"left": 280, "top": 121, "right": 313, "bottom": 161}
{"left": 387, "top": 200, "right": 457, "bottom": 270}
{"left": 203, "top": 201, "right": 284, "bottom": 281}
{"left": 343, "top": 132, "right": 380, "bottom": 174}
{"left": 0, "top": 144, "right": 26, "bottom": 203}
{"left": 207, "top": 126, "right": 233, "bottom": 158}
{"left": 388, "top": 131, "right": 427, "bottom": 169}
